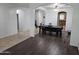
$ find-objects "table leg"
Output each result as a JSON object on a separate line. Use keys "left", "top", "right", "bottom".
{"left": 56, "top": 31, "right": 58, "bottom": 36}
{"left": 60, "top": 30, "right": 62, "bottom": 37}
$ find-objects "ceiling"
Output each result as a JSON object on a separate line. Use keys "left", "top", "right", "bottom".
{"left": 0, "top": 3, "right": 50, "bottom": 8}
{"left": 0, "top": 3, "right": 78, "bottom": 9}
{"left": 36, "top": 3, "right": 73, "bottom": 10}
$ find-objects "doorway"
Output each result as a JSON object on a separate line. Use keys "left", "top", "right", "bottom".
{"left": 16, "top": 9, "right": 20, "bottom": 32}
{"left": 58, "top": 11, "right": 67, "bottom": 31}
{"left": 16, "top": 13, "right": 20, "bottom": 32}
{"left": 35, "top": 9, "right": 45, "bottom": 34}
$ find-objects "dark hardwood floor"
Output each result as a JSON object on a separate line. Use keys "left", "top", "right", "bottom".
{"left": 1, "top": 32, "right": 79, "bottom": 55}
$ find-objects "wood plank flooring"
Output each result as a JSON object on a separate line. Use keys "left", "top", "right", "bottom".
{"left": 1, "top": 32, "right": 79, "bottom": 55}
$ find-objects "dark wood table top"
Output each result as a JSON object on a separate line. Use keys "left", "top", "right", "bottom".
{"left": 39, "top": 25, "right": 63, "bottom": 29}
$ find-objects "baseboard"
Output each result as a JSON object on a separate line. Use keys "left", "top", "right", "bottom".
{"left": 30, "top": 34, "right": 35, "bottom": 37}
{"left": 0, "top": 32, "right": 17, "bottom": 39}
{"left": 0, "top": 30, "right": 30, "bottom": 39}
{"left": 0, "top": 31, "right": 31, "bottom": 53}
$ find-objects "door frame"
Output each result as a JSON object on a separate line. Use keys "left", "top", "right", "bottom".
{"left": 16, "top": 14, "right": 20, "bottom": 32}
{"left": 57, "top": 11, "right": 67, "bottom": 30}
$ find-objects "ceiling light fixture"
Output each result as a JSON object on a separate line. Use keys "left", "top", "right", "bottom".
{"left": 53, "top": 3, "right": 60, "bottom": 12}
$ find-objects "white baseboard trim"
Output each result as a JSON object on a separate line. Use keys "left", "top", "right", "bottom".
{"left": 0, "top": 31, "right": 31, "bottom": 53}
{"left": 30, "top": 34, "right": 35, "bottom": 37}
{"left": 0, "top": 32, "right": 17, "bottom": 39}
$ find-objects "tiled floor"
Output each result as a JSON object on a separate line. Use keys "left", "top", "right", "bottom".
{"left": 0, "top": 31, "right": 30, "bottom": 53}
{"left": 1, "top": 31, "right": 78, "bottom": 55}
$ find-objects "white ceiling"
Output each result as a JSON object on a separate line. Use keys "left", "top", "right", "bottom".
{"left": 0, "top": 3, "right": 50, "bottom": 8}
{"left": 36, "top": 3, "right": 72, "bottom": 9}
{"left": 0, "top": 3, "right": 78, "bottom": 9}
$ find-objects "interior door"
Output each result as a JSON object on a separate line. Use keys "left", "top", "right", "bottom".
{"left": 58, "top": 11, "right": 67, "bottom": 30}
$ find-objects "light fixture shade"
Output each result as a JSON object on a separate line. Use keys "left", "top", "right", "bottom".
{"left": 16, "top": 10, "right": 20, "bottom": 14}
{"left": 53, "top": 3, "right": 60, "bottom": 8}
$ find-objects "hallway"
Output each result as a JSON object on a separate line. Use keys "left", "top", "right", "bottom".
{"left": 1, "top": 32, "right": 79, "bottom": 55}
{"left": 0, "top": 31, "right": 30, "bottom": 53}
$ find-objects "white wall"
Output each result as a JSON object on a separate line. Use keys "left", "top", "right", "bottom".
{"left": 17, "top": 9, "right": 32, "bottom": 32}
{"left": 18, "top": 8, "right": 35, "bottom": 37}
{"left": 44, "top": 8, "right": 73, "bottom": 31}
{"left": 0, "top": 4, "right": 35, "bottom": 38}
{"left": 35, "top": 7, "right": 73, "bottom": 31}
{"left": 6, "top": 8, "right": 17, "bottom": 36}
{"left": 0, "top": 6, "right": 17, "bottom": 38}
{"left": 45, "top": 8, "right": 58, "bottom": 26}
{"left": 58, "top": 8, "right": 73, "bottom": 31}
{"left": 35, "top": 9, "right": 45, "bottom": 26}
{"left": 29, "top": 9, "right": 35, "bottom": 37}
{"left": 70, "top": 4, "right": 79, "bottom": 50}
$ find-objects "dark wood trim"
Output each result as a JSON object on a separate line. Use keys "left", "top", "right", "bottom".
{"left": 57, "top": 11, "right": 67, "bottom": 26}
